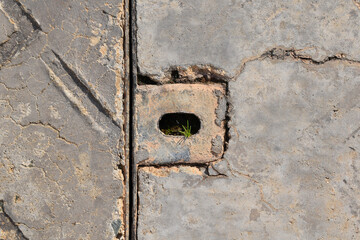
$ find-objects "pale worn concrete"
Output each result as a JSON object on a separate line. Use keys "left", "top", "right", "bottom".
{"left": 136, "top": 0, "right": 360, "bottom": 239}
{"left": 0, "top": 0, "right": 126, "bottom": 239}
{"left": 2, "top": 0, "right": 360, "bottom": 238}
{"left": 0, "top": 8, "right": 14, "bottom": 45}
{"left": 136, "top": 58, "right": 360, "bottom": 239}
{"left": 137, "top": 0, "right": 360, "bottom": 81}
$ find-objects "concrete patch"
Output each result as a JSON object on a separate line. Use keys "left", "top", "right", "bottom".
{"left": 135, "top": 83, "right": 226, "bottom": 164}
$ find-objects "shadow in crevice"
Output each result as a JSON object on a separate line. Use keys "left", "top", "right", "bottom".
{"left": 0, "top": 200, "right": 28, "bottom": 240}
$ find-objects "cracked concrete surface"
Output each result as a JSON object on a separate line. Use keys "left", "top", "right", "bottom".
{"left": 0, "top": 200, "right": 27, "bottom": 240}
{"left": 0, "top": 0, "right": 127, "bottom": 239}
{"left": 135, "top": 0, "right": 360, "bottom": 239}
{"left": 1, "top": 0, "right": 360, "bottom": 239}
{"left": 137, "top": 0, "right": 360, "bottom": 81}
{"left": 136, "top": 59, "right": 360, "bottom": 239}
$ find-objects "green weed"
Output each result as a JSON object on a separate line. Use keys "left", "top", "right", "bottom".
{"left": 179, "top": 120, "right": 192, "bottom": 138}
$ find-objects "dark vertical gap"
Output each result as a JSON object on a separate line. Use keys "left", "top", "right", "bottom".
{"left": 13, "top": 0, "right": 42, "bottom": 31}
{"left": 223, "top": 82, "right": 230, "bottom": 156}
{"left": 123, "top": 0, "right": 131, "bottom": 239}
{"left": 129, "top": 0, "right": 137, "bottom": 238}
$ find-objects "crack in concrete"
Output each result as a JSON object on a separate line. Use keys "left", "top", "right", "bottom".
{"left": 138, "top": 65, "right": 230, "bottom": 85}
{"left": 51, "top": 51, "right": 123, "bottom": 129}
{"left": 0, "top": 31, "right": 17, "bottom": 47}
{"left": 1, "top": 1, "right": 128, "bottom": 239}
{"left": 120, "top": 23, "right": 130, "bottom": 239}
{"left": 138, "top": 47, "right": 360, "bottom": 87}
{"left": 19, "top": 164, "right": 72, "bottom": 206}
{"left": 0, "top": 2, "right": 19, "bottom": 31}
{"left": 260, "top": 47, "right": 360, "bottom": 65}
{"left": 224, "top": 159, "right": 278, "bottom": 211}
{"left": 0, "top": 0, "right": 42, "bottom": 69}
{"left": 0, "top": 200, "right": 29, "bottom": 240}
{"left": 40, "top": 57, "right": 107, "bottom": 134}
{"left": 0, "top": 82, "right": 26, "bottom": 91}
{"left": 19, "top": 121, "right": 78, "bottom": 147}
{"left": 234, "top": 47, "right": 360, "bottom": 79}
{"left": 13, "top": 0, "right": 42, "bottom": 31}
{"left": 138, "top": 162, "right": 227, "bottom": 178}
{"left": 345, "top": 125, "right": 360, "bottom": 143}
{"left": 205, "top": 164, "right": 228, "bottom": 177}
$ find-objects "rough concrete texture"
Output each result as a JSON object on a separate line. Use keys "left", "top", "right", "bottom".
{"left": 0, "top": 200, "right": 27, "bottom": 240}
{"left": 138, "top": 166, "right": 276, "bottom": 240}
{"left": 137, "top": 0, "right": 360, "bottom": 81}
{"left": 0, "top": 7, "right": 15, "bottom": 45}
{"left": 1, "top": 0, "right": 360, "bottom": 238}
{"left": 137, "top": 58, "right": 360, "bottom": 239}
{"left": 0, "top": 0, "right": 126, "bottom": 239}
{"left": 136, "top": 0, "right": 360, "bottom": 239}
{"left": 135, "top": 84, "right": 225, "bottom": 164}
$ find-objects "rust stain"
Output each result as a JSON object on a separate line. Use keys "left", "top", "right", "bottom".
{"left": 90, "top": 36, "right": 100, "bottom": 46}
{"left": 99, "top": 44, "right": 108, "bottom": 57}
{"left": 140, "top": 166, "right": 204, "bottom": 177}
{"left": 180, "top": 166, "right": 203, "bottom": 176}
{"left": 141, "top": 166, "right": 178, "bottom": 177}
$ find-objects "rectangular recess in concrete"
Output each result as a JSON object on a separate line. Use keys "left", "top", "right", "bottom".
{"left": 135, "top": 83, "right": 226, "bottom": 165}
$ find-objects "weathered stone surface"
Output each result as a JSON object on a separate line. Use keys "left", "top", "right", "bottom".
{"left": 0, "top": 200, "right": 27, "bottom": 240}
{"left": 135, "top": 0, "right": 360, "bottom": 237}
{"left": 18, "top": 0, "right": 125, "bottom": 125}
{"left": 137, "top": 59, "right": 360, "bottom": 239}
{"left": 2, "top": 0, "right": 360, "bottom": 238}
{"left": 0, "top": 6, "right": 15, "bottom": 45}
{"left": 137, "top": 0, "right": 360, "bottom": 81}
{"left": 136, "top": 2, "right": 360, "bottom": 239}
{"left": 225, "top": 59, "right": 360, "bottom": 239}
{"left": 0, "top": 0, "right": 38, "bottom": 67}
{"left": 0, "top": 0, "right": 126, "bottom": 239}
{"left": 137, "top": 166, "right": 262, "bottom": 240}
{"left": 135, "top": 84, "right": 225, "bottom": 164}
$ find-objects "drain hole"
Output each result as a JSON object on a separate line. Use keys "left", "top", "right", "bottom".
{"left": 159, "top": 113, "right": 201, "bottom": 136}
{"left": 171, "top": 70, "right": 180, "bottom": 79}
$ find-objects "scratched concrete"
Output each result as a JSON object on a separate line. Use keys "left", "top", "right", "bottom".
{"left": 0, "top": 0, "right": 126, "bottom": 239}
{"left": 1, "top": 0, "right": 360, "bottom": 239}
{"left": 136, "top": 0, "right": 360, "bottom": 239}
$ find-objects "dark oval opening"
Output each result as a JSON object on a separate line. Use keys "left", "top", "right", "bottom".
{"left": 159, "top": 113, "right": 201, "bottom": 137}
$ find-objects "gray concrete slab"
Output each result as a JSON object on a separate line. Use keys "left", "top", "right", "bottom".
{"left": 0, "top": 7, "right": 15, "bottom": 45}
{"left": 18, "top": 0, "right": 126, "bottom": 125}
{"left": 137, "top": 0, "right": 360, "bottom": 82}
{"left": 0, "top": 0, "right": 127, "bottom": 239}
{"left": 136, "top": 58, "right": 360, "bottom": 239}
{"left": 135, "top": 1, "right": 360, "bottom": 239}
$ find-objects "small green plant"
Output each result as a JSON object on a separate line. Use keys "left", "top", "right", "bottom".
{"left": 179, "top": 120, "right": 192, "bottom": 138}
{"left": 163, "top": 128, "right": 172, "bottom": 135}
{"left": 161, "top": 125, "right": 181, "bottom": 135}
